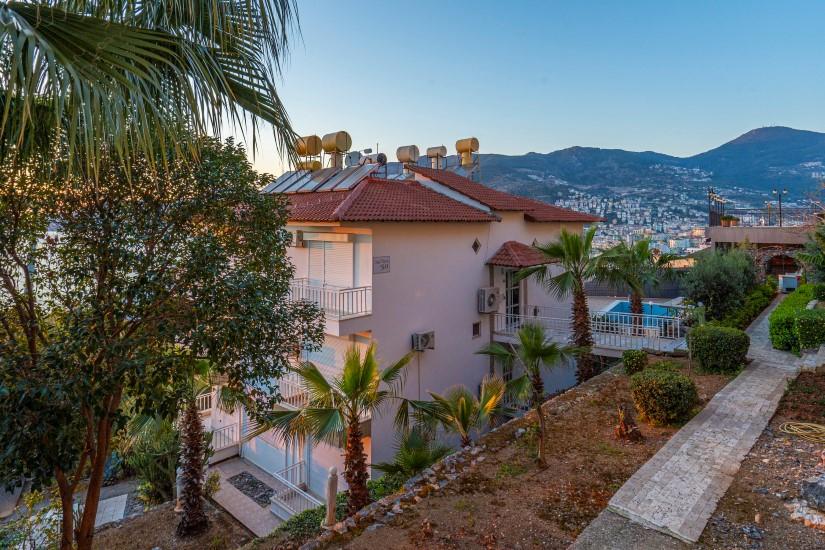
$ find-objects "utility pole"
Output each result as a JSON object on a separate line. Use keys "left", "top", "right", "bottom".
{"left": 772, "top": 188, "right": 787, "bottom": 226}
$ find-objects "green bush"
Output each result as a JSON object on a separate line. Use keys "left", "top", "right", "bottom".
{"left": 813, "top": 282, "right": 825, "bottom": 301}
{"left": 125, "top": 418, "right": 180, "bottom": 505}
{"left": 647, "top": 360, "right": 681, "bottom": 373}
{"left": 794, "top": 308, "right": 825, "bottom": 350}
{"left": 684, "top": 249, "right": 757, "bottom": 320}
{"left": 718, "top": 282, "right": 775, "bottom": 330}
{"left": 622, "top": 350, "right": 648, "bottom": 375}
{"left": 630, "top": 369, "right": 698, "bottom": 425}
{"left": 769, "top": 284, "right": 815, "bottom": 351}
{"left": 688, "top": 324, "right": 750, "bottom": 373}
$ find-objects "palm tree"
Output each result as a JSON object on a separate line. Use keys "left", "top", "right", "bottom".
{"left": 267, "top": 344, "right": 413, "bottom": 515}
{"left": 597, "top": 239, "right": 676, "bottom": 315}
{"left": 372, "top": 428, "right": 452, "bottom": 479}
{"left": 0, "top": 0, "right": 299, "bottom": 172}
{"left": 518, "top": 226, "right": 600, "bottom": 382}
{"left": 799, "top": 224, "right": 825, "bottom": 282}
{"left": 477, "top": 323, "right": 573, "bottom": 467}
{"left": 403, "top": 376, "right": 508, "bottom": 448}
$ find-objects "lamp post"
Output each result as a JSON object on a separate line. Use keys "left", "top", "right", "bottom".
{"left": 764, "top": 200, "right": 772, "bottom": 226}
{"left": 772, "top": 188, "right": 788, "bottom": 226}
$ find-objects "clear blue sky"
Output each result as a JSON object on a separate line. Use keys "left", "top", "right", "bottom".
{"left": 241, "top": 0, "right": 825, "bottom": 175}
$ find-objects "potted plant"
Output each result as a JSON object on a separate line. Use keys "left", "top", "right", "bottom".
{"left": 720, "top": 215, "right": 732, "bottom": 227}
{"left": 729, "top": 216, "right": 740, "bottom": 226}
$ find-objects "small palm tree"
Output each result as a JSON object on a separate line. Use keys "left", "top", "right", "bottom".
{"left": 403, "top": 376, "right": 508, "bottom": 448}
{"left": 477, "top": 323, "right": 573, "bottom": 467}
{"left": 597, "top": 239, "right": 676, "bottom": 315}
{"left": 267, "top": 344, "right": 413, "bottom": 514}
{"left": 519, "top": 226, "right": 600, "bottom": 382}
{"left": 372, "top": 428, "right": 452, "bottom": 479}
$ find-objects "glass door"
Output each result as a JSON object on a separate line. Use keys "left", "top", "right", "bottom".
{"left": 504, "top": 269, "right": 521, "bottom": 331}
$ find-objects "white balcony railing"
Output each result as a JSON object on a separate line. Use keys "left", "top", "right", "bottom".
{"left": 270, "top": 461, "right": 322, "bottom": 519}
{"left": 277, "top": 371, "right": 310, "bottom": 410}
{"left": 211, "top": 423, "right": 239, "bottom": 451}
{"left": 492, "top": 308, "right": 686, "bottom": 353}
{"left": 289, "top": 278, "right": 372, "bottom": 319}
{"left": 196, "top": 391, "right": 213, "bottom": 414}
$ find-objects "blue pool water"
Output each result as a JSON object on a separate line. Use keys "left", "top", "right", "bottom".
{"left": 606, "top": 300, "right": 676, "bottom": 317}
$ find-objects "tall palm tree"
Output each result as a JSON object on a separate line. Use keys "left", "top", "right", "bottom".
{"left": 402, "top": 376, "right": 508, "bottom": 448}
{"left": 518, "top": 226, "right": 600, "bottom": 382}
{"left": 0, "top": 0, "right": 300, "bottom": 171}
{"left": 267, "top": 344, "right": 413, "bottom": 515}
{"left": 477, "top": 323, "right": 573, "bottom": 467}
{"left": 597, "top": 239, "right": 676, "bottom": 315}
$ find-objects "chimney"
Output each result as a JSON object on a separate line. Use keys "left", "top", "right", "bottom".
{"left": 455, "top": 137, "right": 479, "bottom": 167}
{"left": 426, "top": 145, "right": 447, "bottom": 169}
{"left": 322, "top": 131, "right": 352, "bottom": 169}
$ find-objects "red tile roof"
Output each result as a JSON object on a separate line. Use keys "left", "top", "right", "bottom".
{"left": 287, "top": 179, "right": 499, "bottom": 223}
{"left": 487, "top": 241, "right": 551, "bottom": 268}
{"left": 408, "top": 165, "right": 603, "bottom": 223}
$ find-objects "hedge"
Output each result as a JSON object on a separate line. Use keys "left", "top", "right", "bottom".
{"left": 718, "top": 282, "right": 775, "bottom": 330}
{"left": 630, "top": 368, "right": 698, "bottom": 425}
{"left": 622, "top": 349, "right": 648, "bottom": 375}
{"left": 688, "top": 324, "right": 750, "bottom": 373}
{"left": 769, "top": 284, "right": 815, "bottom": 352}
{"left": 794, "top": 308, "right": 825, "bottom": 351}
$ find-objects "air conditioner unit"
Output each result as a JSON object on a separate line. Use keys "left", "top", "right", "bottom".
{"left": 289, "top": 230, "right": 304, "bottom": 247}
{"left": 477, "top": 287, "right": 502, "bottom": 314}
{"left": 411, "top": 331, "right": 435, "bottom": 352}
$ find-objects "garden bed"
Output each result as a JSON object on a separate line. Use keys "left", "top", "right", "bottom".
{"left": 697, "top": 367, "right": 825, "bottom": 549}
{"left": 93, "top": 500, "right": 253, "bottom": 549}
{"left": 258, "top": 355, "right": 732, "bottom": 549}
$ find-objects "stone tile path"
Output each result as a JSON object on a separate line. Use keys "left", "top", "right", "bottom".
{"left": 209, "top": 458, "right": 282, "bottom": 537}
{"left": 584, "top": 296, "right": 801, "bottom": 545}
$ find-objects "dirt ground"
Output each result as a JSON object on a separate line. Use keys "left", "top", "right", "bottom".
{"left": 336, "top": 355, "right": 731, "bottom": 550}
{"left": 93, "top": 500, "right": 253, "bottom": 550}
{"left": 698, "top": 368, "right": 825, "bottom": 549}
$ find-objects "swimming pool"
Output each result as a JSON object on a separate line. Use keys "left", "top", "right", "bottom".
{"left": 604, "top": 300, "right": 677, "bottom": 317}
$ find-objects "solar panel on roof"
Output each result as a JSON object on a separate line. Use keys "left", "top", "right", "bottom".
{"left": 294, "top": 167, "right": 339, "bottom": 192}
{"left": 332, "top": 164, "right": 375, "bottom": 190}
{"left": 316, "top": 166, "right": 359, "bottom": 191}
{"left": 280, "top": 171, "right": 315, "bottom": 193}
{"left": 265, "top": 170, "right": 305, "bottom": 193}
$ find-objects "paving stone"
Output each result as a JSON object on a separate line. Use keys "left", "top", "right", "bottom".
{"left": 603, "top": 296, "right": 802, "bottom": 544}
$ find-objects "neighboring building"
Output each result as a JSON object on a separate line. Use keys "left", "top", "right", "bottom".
{"left": 204, "top": 135, "right": 601, "bottom": 520}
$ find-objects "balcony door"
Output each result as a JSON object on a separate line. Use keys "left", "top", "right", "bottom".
{"left": 307, "top": 241, "right": 354, "bottom": 288}
{"left": 504, "top": 269, "right": 521, "bottom": 318}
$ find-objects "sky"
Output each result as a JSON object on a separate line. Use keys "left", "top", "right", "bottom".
{"left": 237, "top": 0, "right": 825, "bottom": 175}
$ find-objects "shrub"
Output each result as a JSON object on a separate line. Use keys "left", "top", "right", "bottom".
{"left": 688, "top": 325, "right": 750, "bottom": 373}
{"left": 813, "top": 282, "right": 825, "bottom": 301}
{"left": 630, "top": 369, "right": 698, "bottom": 425}
{"left": 622, "top": 350, "right": 648, "bottom": 375}
{"left": 684, "top": 249, "right": 756, "bottom": 320}
{"left": 125, "top": 418, "right": 180, "bottom": 505}
{"left": 794, "top": 308, "right": 825, "bottom": 350}
{"left": 203, "top": 470, "right": 221, "bottom": 499}
{"left": 718, "top": 282, "right": 775, "bottom": 330}
{"left": 769, "top": 284, "right": 815, "bottom": 351}
{"left": 647, "top": 360, "right": 681, "bottom": 372}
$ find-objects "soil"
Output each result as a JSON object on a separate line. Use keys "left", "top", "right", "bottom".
{"left": 697, "top": 368, "right": 825, "bottom": 549}
{"left": 333, "top": 355, "right": 731, "bottom": 549}
{"left": 93, "top": 500, "right": 253, "bottom": 550}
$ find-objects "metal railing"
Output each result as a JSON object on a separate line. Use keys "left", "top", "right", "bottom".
{"left": 492, "top": 308, "right": 686, "bottom": 353}
{"left": 211, "top": 423, "right": 239, "bottom": 451}
{"left": 277, "top": 371, "right": 310, "bottom": 410}
{"left": 289, "top": 279, "right": 372, "bottom": 319}
{"left": 196, "top": 392, "right": 213, "bottom": 413}
{"left": 709, "top": 206, "right": 818, "bottom": 228}
{"left": 270, "top": 463, "right": 322, "bottom": 518}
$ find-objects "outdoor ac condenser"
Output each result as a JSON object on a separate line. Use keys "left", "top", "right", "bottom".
{"left": 411, "top": 331, "right": 435, "bottom": 352}
{"left": 477, "top": 287, "right": 502, "bottom": 314}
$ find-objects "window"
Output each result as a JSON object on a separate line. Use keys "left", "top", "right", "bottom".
{"left": 472, "top": 238, "right": 481, "bottom": 254}
{"left": 472, "top": 321, "right": 481, "bottom": 338}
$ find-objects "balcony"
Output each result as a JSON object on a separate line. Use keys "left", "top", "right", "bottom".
{"left": 492, "top": 307, "right": 687, "bottom": 354}
{"left": 289, "top": 278, "right": 372, "bottom": 336}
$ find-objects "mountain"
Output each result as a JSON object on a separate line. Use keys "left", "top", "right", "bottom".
{"left": 479, "top": 127, "right": 825, "bottom": 203}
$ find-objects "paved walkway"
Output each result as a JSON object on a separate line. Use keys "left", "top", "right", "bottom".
{"left": 576, "top": 295, "right": 801, "bottom": 546}
{"left": 209, "top": 458, "right": 282, "bottom": 537}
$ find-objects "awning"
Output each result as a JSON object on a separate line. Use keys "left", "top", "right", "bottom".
{"left": 486, "top": 240, "right": 550, "bottom": 268}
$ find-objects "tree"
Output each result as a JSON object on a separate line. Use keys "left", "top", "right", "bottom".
{"left": 798, "top": 224, "right": 825, "bottom": 282}
{"left": 477, "top": 323, "right": 573, "bottom": 467}
{"left": 402, "top": 376, "right": 508, "bottom": 448}
{"left": 267, "top": 344, "right": 413, "bottom": 515}
{"left": 519, "top": 226, "right": 601, "bottom": 382}
{"left": 372, "top": 428, "right": 452, "bottom": 479}
{"left": 0, "top": 0, "right": 300, "bottom": 171}
{"left": 0, "top": 139, "right": 323, "bottom": 550}
{"left": 597, "top": 239, "right": 676, "bottom": 315}
{"left": 683, "top": 249, "right": 756, "bottom": 320}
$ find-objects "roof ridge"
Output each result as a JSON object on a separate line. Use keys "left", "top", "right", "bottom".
{"left": 331, "top": 177, "right": 371, "bottom": 220}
